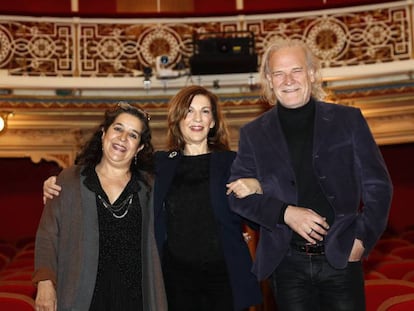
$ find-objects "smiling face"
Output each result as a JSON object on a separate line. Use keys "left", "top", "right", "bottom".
{"left": 101, "top": 112, "right": 144, "bottom": 167}
{"left": 266, "top": 45, "right": 315, "bottom": 109}
{"left": 179, "top": 94, "right": 215, "bottom": 148}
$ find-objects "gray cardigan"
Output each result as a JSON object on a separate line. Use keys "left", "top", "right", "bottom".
{"left": 34, "top": 165, "right": 167, "bottom": 311}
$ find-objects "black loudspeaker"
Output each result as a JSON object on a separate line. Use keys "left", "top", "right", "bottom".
{"left": 189, "top": 32, "right": 258, "bottom": 75}
{"left": 190, "top": 54, "right": 258, "bottom": 75}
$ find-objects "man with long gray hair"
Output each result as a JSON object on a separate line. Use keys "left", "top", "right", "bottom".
{"left": 227, "top": 39, "right": 393, "bottom": 310}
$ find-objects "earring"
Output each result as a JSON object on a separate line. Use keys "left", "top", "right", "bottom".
{"left": 134, "top": 154, "right": 137, "bottom": 166}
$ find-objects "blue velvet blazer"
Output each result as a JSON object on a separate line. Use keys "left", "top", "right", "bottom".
{"left": 229, "top": 100, "right": 393, "bottom": 280}
{"left": 154, "top": 150, "right": 262, "bottom": 310}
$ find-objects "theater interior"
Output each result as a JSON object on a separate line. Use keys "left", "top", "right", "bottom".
{"left": 0, "top": 0, "right": 414, "bottom": 310}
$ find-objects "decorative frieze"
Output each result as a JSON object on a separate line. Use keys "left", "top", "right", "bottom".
{"left": 0, "top": 2, "right": 411, "bottom": 79}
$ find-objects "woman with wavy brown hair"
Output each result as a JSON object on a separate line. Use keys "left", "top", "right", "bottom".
{"left": 154, "top": 85, "right": 261, "bottom": 311}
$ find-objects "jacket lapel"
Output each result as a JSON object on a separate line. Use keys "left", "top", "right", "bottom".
{"left": 209, "top": 152, "right": 228, "bottom": 222}
{"left": 313, "top": 101, "right": 335, "bottom": 154}
{"left": 261, "top": 107, "right": 293, "bottom": 167}
{"left": 154, "top": 151, "right": 181, "bottom": 218}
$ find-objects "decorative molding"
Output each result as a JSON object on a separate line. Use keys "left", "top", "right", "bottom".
{"left": 0, "top": 1, "right": 413, "bottom": 166}
{"left": 0, "top": 89, "right": 413, "bottom": 168}
{"left": 0, "top": 1, "right": 411, "bottom": 84}
{"left": 0, "top": 96, "right": 266, "bottom": 165}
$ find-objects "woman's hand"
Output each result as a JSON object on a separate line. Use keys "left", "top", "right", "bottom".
{"left": 226, "top": 178, "right": 263, "bottom": 198}
{"left": 35, "top": 280, "right": 57, "bottom": 311}
{"left": 43, "top": 176, "right": 61, "bottom": 204}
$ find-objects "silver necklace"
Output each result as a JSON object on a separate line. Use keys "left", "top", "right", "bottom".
{"left": 97, "top": 193, "right": 133, "bottom": 219}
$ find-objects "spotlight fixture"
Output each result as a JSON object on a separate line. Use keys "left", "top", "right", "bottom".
{"left": 155, "top": 55, "right": 180, "bottom": 79}
{"left": 0, "top": 111, "right": 14, "bottom": 134}
{"left": 143, "top": 66, "right": 152, "bottom": 78}
{"left": 143, "top": 66, "right": 152, "bottom": 90}
{"left": 213, "top": 80, "right": 220, "bottom": 89}
{"left": 248, "top": 74, "right": 259, "bottom": 91}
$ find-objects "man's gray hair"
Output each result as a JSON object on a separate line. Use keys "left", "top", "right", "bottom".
{"left": 259, "top": 38, "right": 326, "bottom": 104}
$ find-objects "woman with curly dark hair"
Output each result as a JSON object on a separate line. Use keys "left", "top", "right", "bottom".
{"left": 33, "top": 103, "right": 166, "bottom": 311}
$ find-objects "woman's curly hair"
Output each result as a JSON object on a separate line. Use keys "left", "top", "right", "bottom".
{"left": 75, "top": 102, "right": 154, "bottom": 173}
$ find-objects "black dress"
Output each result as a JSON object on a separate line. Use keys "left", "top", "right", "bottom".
{"left": 83, "top": 166, "right": 143, "bottom": 311}
{"left": 163, "top": 153, "right": 233, "bottom": 311}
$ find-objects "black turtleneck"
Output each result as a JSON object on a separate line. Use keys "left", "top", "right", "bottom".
{"left": 278, "top": 99, "right": 334, "bottom": 244}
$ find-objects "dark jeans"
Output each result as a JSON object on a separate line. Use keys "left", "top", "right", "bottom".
{"left": 271, "top": 250, "right": 365, "bottom": 311}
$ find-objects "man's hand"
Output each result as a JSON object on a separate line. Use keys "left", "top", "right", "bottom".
{"left": 284, "top": 205, "right": 330, "bottom": 244}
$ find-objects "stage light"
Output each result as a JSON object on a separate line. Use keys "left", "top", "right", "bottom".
{"left": 0, "top": 111, "right": 14, "bottom": 134}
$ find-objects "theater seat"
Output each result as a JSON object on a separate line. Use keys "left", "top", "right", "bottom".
{"left": 0, "top": 266, "right": 34, "bottom": 280}
{"left": 0, "top": 253, "right": 9, "bottom": 270}
{"left": 363, "top": 253, "right": 401, "bottom": 272}
{"left": 400, "top": 230, "right": 414, "bottom": 244}
{"left": 0, "top": 280, "right": 37, "bottom": 298}
{"left": 15, "top": 237, "right": 35, "bottom": 250}
{"left": 375, "top": 238, "right": 411, "bottom": 254}
{"left": 365, "top": 279, "right": 414, "bottom": 311}
{"left": 364, "top": 270, "right": 387, "bottom": 280}
{"left": 0, "top": 271, "right": 33, "bottom": 281}
{"left": 0, "top": 292, "right": 35, "bottom": 311}
{"left": 0, "top": 243, "right": 17, "bottom": 259}
{"left": 391, "top": 245, "right": 414, "bottom": 259}
{"left": 402, "top": 270, "right": 414, "bottom": 282}
{"left": 4, "top": 258, "right": 34, "bottom": 270}
{"left": 375, "top": 260, "right": 414, "bottom": 279}
{"left": 377, "top": 293, "right": 414, "bottom": 311}
{"left": 13, "top": 250, "right": 35, "bottom": 261}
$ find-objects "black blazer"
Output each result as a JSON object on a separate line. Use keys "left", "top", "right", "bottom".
{"left": 154, "top": 150, "right": 262, "bottom": 310}
{"left": 229, "top": 101, "right": 393, "bottom": 280}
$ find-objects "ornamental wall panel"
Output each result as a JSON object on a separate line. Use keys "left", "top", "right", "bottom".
{"left": 244, "top": 4, "right": 411, "bottom": 67}
{"left": 0, "top": 20, "right": 75, "bottom": 76}
{"left": 0, "top": 2, "right": 411, "bottom": 77}
{"left": 0, "top": 1, "right": 413, "bottom": 166}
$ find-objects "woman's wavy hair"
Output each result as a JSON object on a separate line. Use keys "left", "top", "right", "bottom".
{"left": 260, "top": 38, "right": 326, "bottom": 104}
{"left": 167, "top": 85, "right": 230, "bottom": 152}
{"left": 75, "top": 102, "right": 154, "bottom": 173}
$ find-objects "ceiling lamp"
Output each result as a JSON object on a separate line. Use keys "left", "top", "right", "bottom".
{"left": 0, "top": 111, "right": 13, "bottom": 133}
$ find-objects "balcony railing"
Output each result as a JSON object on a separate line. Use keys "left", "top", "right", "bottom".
{"left": 0, "top": 0, "right": 412, "bottom": 95}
